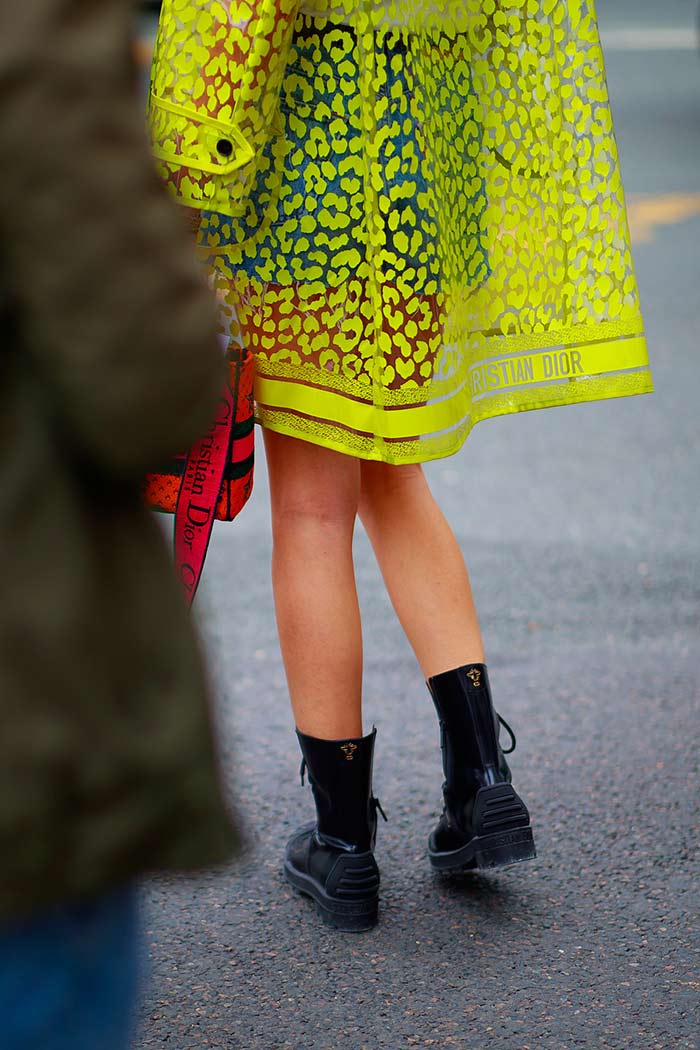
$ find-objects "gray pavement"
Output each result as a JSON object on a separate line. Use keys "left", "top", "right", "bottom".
{"left": 138, "top": 6, "right": 700, "bottom": 1049}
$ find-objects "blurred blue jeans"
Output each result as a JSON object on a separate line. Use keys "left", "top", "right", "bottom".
{"left": 0, "top": 885, "right": 140, "bottom": 1050}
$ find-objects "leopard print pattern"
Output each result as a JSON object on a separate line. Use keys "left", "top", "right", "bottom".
{"left": 149, "top": 0, "right": 651, "bottom": 464}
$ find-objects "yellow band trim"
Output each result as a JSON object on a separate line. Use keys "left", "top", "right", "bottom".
{"left": 256, "top": 378, "right": 462, "bottom": 439}
{"left": 470, "top": 336, "right": 648, "bottom": 399}
{"left": 256, "top": 335, "right": 650, "bottom": 440}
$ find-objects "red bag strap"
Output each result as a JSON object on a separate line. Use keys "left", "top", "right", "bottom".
{"left": 173, "top": 383, "right": 234, "bottom": 607}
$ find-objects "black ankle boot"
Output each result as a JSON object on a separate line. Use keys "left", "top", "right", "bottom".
{"left": 284, "top": 728, "right": 384, "bottom": 931}
{"left": 427, "top": 663, "right": 536, "bottom": 872}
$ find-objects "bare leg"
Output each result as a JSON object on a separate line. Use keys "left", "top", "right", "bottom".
{"left": 264, "top": 429, "right": 363, "bottom": 739}
{"left": 358, "top": 461, "right": 485, "bottom": 679}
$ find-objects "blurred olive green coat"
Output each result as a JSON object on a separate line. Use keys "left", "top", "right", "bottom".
{"left": 0, "top": 0, "right": 238, "bottom": 921}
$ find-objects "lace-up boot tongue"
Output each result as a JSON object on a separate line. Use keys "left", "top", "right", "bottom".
{"left": 295, "top": 727, "right": 378, "bottom": 853}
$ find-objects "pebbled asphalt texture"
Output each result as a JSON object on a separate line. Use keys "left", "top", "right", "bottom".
{"left": 137, "top": 4, "right": 700, "bottom": 1048}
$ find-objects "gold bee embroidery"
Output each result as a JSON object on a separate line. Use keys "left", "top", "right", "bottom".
{"left": 340, "top": 742, "right": 358, "bottom": 761}
{"left": 466, "top": 668, "right": 482, "bottom": 687}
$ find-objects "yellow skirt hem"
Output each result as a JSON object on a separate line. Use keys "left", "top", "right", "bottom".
{"left": 255, "top": 370, "right": 654, "bottom": 465}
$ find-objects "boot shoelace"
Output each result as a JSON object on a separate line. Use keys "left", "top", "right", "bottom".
{"left": 498, "top": 714, "right": 517, "bottom": 755}
{"left": 373, "top": 796, "right": 388, "bottom": 823}
{"left": 299, "top": 758, "right": 388, "bottom": 822}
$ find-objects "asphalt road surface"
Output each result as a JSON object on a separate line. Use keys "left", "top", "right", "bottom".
{"left": 137, "top": 4, "right": 700, "bottom": 1048}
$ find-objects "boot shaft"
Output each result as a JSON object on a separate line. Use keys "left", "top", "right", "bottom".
{"left": 296, "top": 728, "right": 378, "bottom": 853}
{"left": 427, "top": 664, "right": 509, "bottom": 795}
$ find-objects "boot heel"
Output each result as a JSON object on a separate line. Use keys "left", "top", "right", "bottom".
{"left": 429, "top": 783, "right": 536, "bottom": 873}
{"left": 472, "top": 783, "right": 530, "bottom": 833}
{"left": 284, "top": 849, "right": 380, "bottom": 932}
{"left": 473, "top": 826, "right": 536, "bottom": 868}
{"left": 314, "top": 895, "right": 379, "bottom": 932}
{"left": 472, "top": 784, "right": 535, "bottom": 868}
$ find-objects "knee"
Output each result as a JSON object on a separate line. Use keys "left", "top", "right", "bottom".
{"left": 273, "top": 486, "right": 358, "bottom": 534}
{"left": 360, "top": 461, "right": 426, "bottom": 518}
{"left": 265, "top": 431, "right": 361, "bottom": 537}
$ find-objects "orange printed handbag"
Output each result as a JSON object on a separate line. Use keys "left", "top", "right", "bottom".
{"left": 143, "top": 341, "right": 255, "bottom": 606}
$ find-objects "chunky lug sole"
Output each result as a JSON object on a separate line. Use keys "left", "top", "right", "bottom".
{"left": 283, "top": 852, "right": 379, "bottom": 932}
{"left": 429, "top": 783, "right": 536, "bottom": 873}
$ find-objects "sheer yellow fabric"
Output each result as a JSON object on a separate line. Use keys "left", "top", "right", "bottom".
{"left": 150, "top": 0, "right": 651, "bottom": 464}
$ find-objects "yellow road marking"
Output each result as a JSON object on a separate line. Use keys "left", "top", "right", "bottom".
{"left": 627, "top": 193, "right": 700, "bottom": 244}
{"left": 602, "top": 26, "right": 697, "bottom": 51}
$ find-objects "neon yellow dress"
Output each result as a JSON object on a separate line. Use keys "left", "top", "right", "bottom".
{"left": 149, "top": 0, "right": 652, "bottom": 464}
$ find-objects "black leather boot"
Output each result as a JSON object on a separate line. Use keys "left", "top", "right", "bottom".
{"left": 284, "top": 728, "right": 384, "bottom": 931}
{"left": 427, "top": 663, "right": 536, "bottom": 872}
